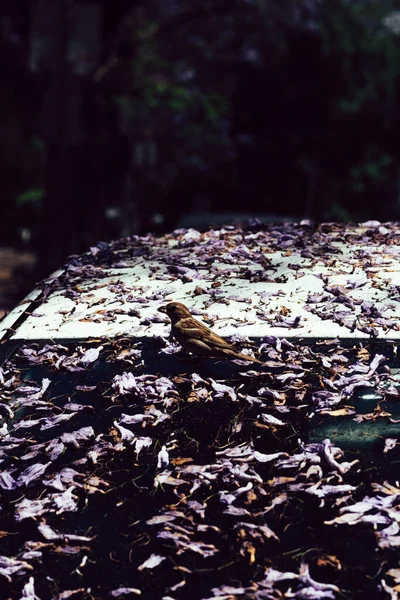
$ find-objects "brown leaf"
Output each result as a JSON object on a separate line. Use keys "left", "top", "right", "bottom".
{"left": 357, "top": 347, "right": 370, "bottom": 362}
{"left": 247, "top": 543, "right": 256, "bottom": 564}
{"left": 193, "top": 286, "right": 206, "bottom": 296}
{"left": 316, "top": 555, "right": 342, "bottom": 570}
{"left": 187, "top": 391, "right": 200, "bottom": 403}
{"left": 170, "top": 457, "right": 193, "bottom": 466}
{"left": 320, "top": 407, "right": 356, "bottom": 416}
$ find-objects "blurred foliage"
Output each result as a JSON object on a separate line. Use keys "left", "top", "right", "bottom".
{"left": 1, "top": 0, "right": 400, "bottom": 253}
{"left": 97, "top": 1, "right": 242, "bottom": 230}
{"left": 317, "top": 0, "right": 400, "bottom": 220}
{"left": 0, "top": 85, "right": 45, "bottom": 243}
{"left": 16, "top": 185, "right": 44, "bottom": 209}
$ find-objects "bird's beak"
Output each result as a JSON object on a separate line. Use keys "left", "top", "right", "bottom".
{"left": 158, "top": 305, "right": 167, "bottom": 314}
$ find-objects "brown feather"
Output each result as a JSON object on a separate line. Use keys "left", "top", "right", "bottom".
{"left": 158, "top": 302, "right": 265, "bottom": 366}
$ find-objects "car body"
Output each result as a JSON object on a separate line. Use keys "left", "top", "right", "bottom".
{"left": 0, "top": 221, "right": 399, "bottom": 599}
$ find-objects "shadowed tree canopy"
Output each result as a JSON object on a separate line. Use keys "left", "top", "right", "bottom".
{"left": 0, "top": 0, "right": 400, "bottom": 273}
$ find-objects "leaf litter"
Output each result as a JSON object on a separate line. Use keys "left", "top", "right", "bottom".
{"left": 0, "top": 222, "right": 400, "bottom": 599}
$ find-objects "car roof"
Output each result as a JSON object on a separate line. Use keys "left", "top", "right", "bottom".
{"left": 1, "top": 220, "right": 399, "bottom": 343}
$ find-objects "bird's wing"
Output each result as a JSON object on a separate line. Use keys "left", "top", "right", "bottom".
{"left": 175, "top": 317, "right": 234, "bottom": 351}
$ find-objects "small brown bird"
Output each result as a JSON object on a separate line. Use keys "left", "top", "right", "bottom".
{"left": 158, "top": 301, "right": 265, "bottom": 365}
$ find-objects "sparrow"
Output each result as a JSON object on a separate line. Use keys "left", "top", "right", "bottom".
{"left": 158, "top": 302, "right": 265, "bottom": 365}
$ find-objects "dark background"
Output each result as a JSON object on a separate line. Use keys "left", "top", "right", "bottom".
{"left": 1, "top": 0, "right": 400, "bottom": 313}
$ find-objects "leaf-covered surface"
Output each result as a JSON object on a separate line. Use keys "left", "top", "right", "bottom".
{"left": 0, "top": 334, "right": 399, "bottom": 599}
{"left": 5, "top": 220, "right": 400, "bottom": 341}
{"left": 1, "top": 222, "right": 400, "bottom": 599}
